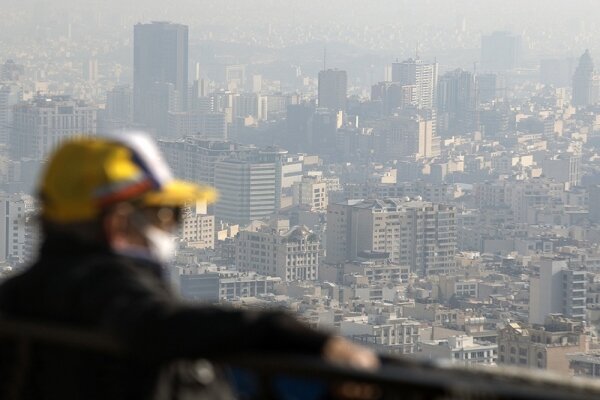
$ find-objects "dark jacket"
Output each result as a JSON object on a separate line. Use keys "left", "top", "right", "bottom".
{"left": 0, "top": 235, "right": 330, "bottom": 399}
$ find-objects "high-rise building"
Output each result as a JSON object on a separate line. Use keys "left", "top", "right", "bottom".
{"left": 285, "top": 104, "right": 315, "bottom": 153}
{"left": 437, "top": 69, "right": 478, "bottom": 136}
{"left": 529, "top": 258, "right": 586, "bottom": 324}
{"left": 318, "top": 69, "right": 347, "bottom": 112}
{"left": 98, "top": 84, "right": 133, "bottom": 134}
{"left": 83, "top": 59, "right": 98, "bottom": 82}
{"left": 371, "top": 82, "right": 417, "bottom": 115}
{"left": 11, "top": 96, "right": 96, "bottom": 160}
{"left": 481, "top": 31, "right": 522, "bottom": 71}
{"left": 292, "top": 175, "right": 328, "bottom": 212}
{"left": 214, "top": 148, "right": 284, "bottom": 223}
{"left": 106, "top": 85, "right": 133, "bottom": 123}
{"left": 589, "top": 185, "right": 600, "bottom": 223}
{"left": 476, "top": 73, "right": 499, "bottom": 103}
{"left": 326, "top": 198, "right": 456, "bottom": 276}
{"left": 312, "top": 108, "right": 342, "bottom": 155}
{"left": 0, "top": 84, "right": 22, "bottom": 150}
{"left": 146, "top": 82, "right": 181, "bottom": 138}
{"left": 572, "top": 50, "right": 599, "bottom": 107}
{"left": 158, "top": 137, "right": 251, "bottom": 188}
{"left": 133, "top": 21, "right": 188, "bottom": 135}
{"left": 391, "top": 58, "right": 438, "bottom": 109}
{"left": 375, "top": 111, "right": 437, "bottom": 160}
{"left": 235, "top": 225, "right": 319, "bottom": 281}
{"left": 0, "top": 193, "right": 38, "bottom": 265}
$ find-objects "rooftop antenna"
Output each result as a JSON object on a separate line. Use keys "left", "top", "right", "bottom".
{"left": 416, "top": 42, "right": 420, "bottom": 59}
{"left": 323, "top": 46, "right": 327, "bottom": 71}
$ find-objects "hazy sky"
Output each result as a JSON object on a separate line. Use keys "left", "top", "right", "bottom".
{"left": 2, "top": 0, "right": 598, "bottom": 68}
{"left": 2, "top": 0, "right": 598, "bottom": 39}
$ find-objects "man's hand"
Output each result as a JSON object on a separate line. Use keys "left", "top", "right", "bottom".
{"left": 322, "top": 336, "right": 380, "bottom": 370}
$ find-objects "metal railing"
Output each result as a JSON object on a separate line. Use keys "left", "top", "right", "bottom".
{"left": 2, "top": 317, "right": 600, "bottom": 399}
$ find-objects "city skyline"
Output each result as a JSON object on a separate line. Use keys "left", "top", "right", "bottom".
{"left": 4, "top": 1, "right": 600, "bottom": 386}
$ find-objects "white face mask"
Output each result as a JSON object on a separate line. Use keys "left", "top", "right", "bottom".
{"left": 143, "top": 224, "right": 177, "bottom": 264}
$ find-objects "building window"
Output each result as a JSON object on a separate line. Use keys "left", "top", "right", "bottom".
{"left": 518, "top": 348, "right": 527, "bottom": 357}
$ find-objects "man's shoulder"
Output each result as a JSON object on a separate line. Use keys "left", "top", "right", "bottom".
{"left": 0, "top": 252, "right": 166, "bottom": 303}
{"left": 56, "top": 252, "right": 167, "bottom": 292}
{"left": 0, "top": 252, "right": 172, "bottom": 322}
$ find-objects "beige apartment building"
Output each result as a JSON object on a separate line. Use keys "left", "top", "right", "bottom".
{"left": 235, "top": 225, "right": 319, "bottom": 282}
{"left": 292, "top": 175, "right": 328, "bottom": 212}
{"left": 180, "top": 200, "right": 214, "bottom": 250}
{"left": 497, "top": 315, "right": 589, "bottom": 374}
{"left": 326, "top": 198, "right": 456, "bottom": 276}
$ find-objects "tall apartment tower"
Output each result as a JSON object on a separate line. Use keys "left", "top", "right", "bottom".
{"left": 326, "top": 198, "right": 456, "bottom": 276}
{"left": 11, "top": 96, "right": 96, "bottom": 160}
{"left": 481, "top": 31, "right": 522, "bottom": 71}
{"left": 0, "top": 83, "right": 22, "bottom": 150}
{"left": 391, "top": 58, "right": 438, "bottom": 110}
{"left": 133, "top": 21, "right": 188, "bottom": 136}
{"left": 0, "top": 193, "right": 38, "bottom": 265}
{"left": 589, "top": 185, "right": 600, "bottom": 223}
{"left": 318, "top": 69, "right": 347, "bottom": 112}
{"left": 214, "top": 148, "right": 284, "bottom": 223}
{"left": 437, "top": 69, "right": 478, "bottom": 136}
{"left": 572, "top": 50, "right": 599, "bottom": 107}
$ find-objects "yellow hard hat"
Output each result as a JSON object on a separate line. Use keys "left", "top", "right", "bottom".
{"left": 39, "top": 133, "right": 217, "bottom": 223}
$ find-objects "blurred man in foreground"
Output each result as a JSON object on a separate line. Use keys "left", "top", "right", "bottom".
{"left": 0, "top": 133, "right": 378, "bottom": 399}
